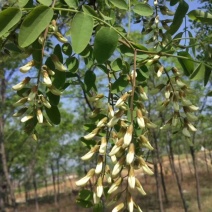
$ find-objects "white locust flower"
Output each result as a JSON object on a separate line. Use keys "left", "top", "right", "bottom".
{"left": 97, "top": 117, "right": 108, "bottom": 128}
{"left": 95, "top": 155, "right": 103, "bottom": 174}
{"left": 51, "top": 54, "right": 67, "bottom": 71}
{"left": 12, "top": 77, "right": 31, "bottom": 91}
{"left": 81, "top": 145, "right": 99, "bottom": 160}
{"left": 123, "top": 124, "right": 133, "bottom": 147}
{"left": 112, "top": 203, "right": 124, "bottom": 212}
{"left": 37, "top": 109, "right": 43, "bottom": 123}
{"left": 99, "top": 137, "right": 107, "bottom": 155}
{"left": 84, "top": 128, "right": 99, "bottom": 140}
{"left": 126, "top": 143, "right": 135, "bottom": 165}
{"left": 28, "top": 86, "right": 37, "bottom": 101}
{"left": 112, "top": 156, "right": 125, "bottom": 177}
{"left": 115, "top": 92, "right": 130, "bottom": 108}
{"left": 128, "top": 166, "right": 136, "bottom": 189}
{"left": 40, "top": 95, "right": 51, "bottom": 108}
{"left": 139, "top": 135, "right": 154, "bottom": 150}
{"left": 108, "top": 177, "right": 122, "bottom": 194}
{"left": 42, "top": 70, "right": 52, "bottom": 87}
{"left": 19, "top": 60, "right": 34, "bottom": 73}
{"left": 75, "top": 168, "right": 95, "bottom": 187}
{"left": 136, "top": 109, "right": 145, "bottom": 129}
{"left": 96, "top": 177, "right": 103, "bottom": 198}
{"left": 127, "top": 194, "right": 134, "bottom": 212}
{"left": 109, "top": 138, "right": 123, "bottom": 156}
{"left": 49, "top": 85, "right": 63, "bottom": 96}
{"left": 107, "top": 110, "right": 124, "bottom": 127}
{"left": 21, "top": 115, "right": 33, "bottom": 123}
{"left": 187, "top": 123, "right": 197, "bottom": 132}
{"left": 135, "top": 178, "right": 146, "bottom": 195}
{"left": 54, "top": 31, "right": 68, "bottom": 43}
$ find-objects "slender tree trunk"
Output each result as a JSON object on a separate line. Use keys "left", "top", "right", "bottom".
{"left": 56, "top": 159, "right": 60, "bottom": 202}
{"left": 32, "top": 174, "right": 39, "bottom": 212}
{"left": 50, "top": 164, "right": 58, "bottom": 208}
{"left": 190, "top": 146, "right": 201, "bottom": 211}
{"left": 178, "top": 152, "right": 183, "bottom": 181}
{"left": 168, "top": 135, "right": 188, "bottom": 212}
{"left": 203, "top": 144, "right": 209, "bottom": 175}
{"left": 185, "top": 152, "right": 193, "bottom": 175}
{"left": 0, "top": 72, "right": 17, "bottom": 211}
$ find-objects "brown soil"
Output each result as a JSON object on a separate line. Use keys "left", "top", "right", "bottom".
{"left": 7, "top": 151, "right": 212, "bottom": 212}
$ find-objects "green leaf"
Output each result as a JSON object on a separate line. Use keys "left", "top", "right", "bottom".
{"left": 66, "top": 57, "right": 79, "bottom": 73}
{"left": 170, "top": 0, "right": 179, "bottom": 6}
{"left": 188, "top": 10, "right": 212, "bottom": 24}
{"left": 69, "top": 12, "right": 93, "bottom": 54}
{"left": 111, "top": 75, "right": 129, "bottom": 94}
{"left": 94, "top": 27, "right": 118, "bottom": 64}
{"left": 177, "top": 51, "right": 194, "bottom": 76}
{"left": 111, "top": 58, "right": 123, "bottom": 72}
{"left": 54, "top": 44, "right": 63, "bottom": 63}
{"left": 76, "top": 199, "right": 93, "bottom": 208}
{"left": 204, "top": 66, "right": 211, "bottom": 86}
{"left": 188, "top": 31, "right": 195, "bottom": 56}
{"left": 84, "top": 70, "right": 96, "bottom": 92}
{"left": 45, "top": 106, "right": 61, "bottom": 125}
{"left": 206, "top": 91, "right": 212, "bottom": 96}
{"left": 18, "top": 5, "right": 53, "bottom": 48}
{"left": 64, "top": 0, "right": 78, "bottom": 8}
{"left": 18, "top": 0, "right": 29, "bottom": 7}
{"left": 82, "top": 5, "right": 98, "bottom": 17}
{"left": 52, "top": 70, "right": 66, "bottom": 89}
{"left": 77, "top": 189, "right": 93, "bottom": 201}
{"left": 190, "top": 63, "right": 205, "bottom": 80}
{"left": 110, "top": 0, "right": 128, "bottom": 10}
{"left": 168, "top": 0, "right": 188, "bottom": 35}
{"left": 37, "top": 0, "right": 52, "bottom": 6}
{"left": 46, "top": 92, "right": 60, "bottom": 106}
{"left": 62, "top": 43, "right": 72, "bottom": 56}
{"left": 133, "top": 3, "right": 153, "bottom": 17}
{"left": 32, "top": 40, "right": 43, "bottom": 69}
{"left": 0, "top": 8, "right": 22, "bottom": 38}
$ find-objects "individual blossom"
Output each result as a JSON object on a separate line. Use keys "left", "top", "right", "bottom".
{"left": 176, "top": 77, "right": 186, "bottom": 88}
{"left": 138, "top": 86, "right": 148, "bottom": 100}
{"left": 89, "top": 108, "right": 101, "bottom": 118}
{"left": 127, "top": 193, "right": 134, "bottom": 212}
{"left": 99, "top": 137, "right": 107, "bottom": 155}
{"left": 126, "top": 143, "right": 135, "bottom": 165}
{"left": 40, "top": 95, "right": 51, "bottom": 108}
{"left": 115, "top": 92, "right": 130, "bottom": 108}
{"left": 172, "top": 67, "right": 181, "bottom": 76}
{"left": 19, "top": 60, "right": 34, "bottom": 73}
{"left": 28, "top": 86, "right": 37, "bottom": 101}
{"left": 181, "top": 97, "right": 192, "bottom": 106}
{"left": 42, "top": 70, "right": 52, "bottom": 87}
{"left": 95, "top": 155, "right": 103, "bottom": 174}
{"left": 90, "top": 94, "right": 104, "bottom": 102}
{"left": 137, "top": 157, "right": 154, "bottom": 175}
{"left": 136, "top": 109, "right": 145, "bottom": 129}
{"left": 21, "top": 115, "right": 33, "bottom": 123}
{"left": 49, "top": 85, "right": 63, "bottom": 95}
{"left": 187, "top": 122, "right": 197, "bottom": 132}
{"left": 96, "top": 176, "right": 103, "bottom": 198}
{"left": 108, "top": 177, "right": 122, "bottom": 194}
{"left": 188, "top": 105, "right": 199, "bottom": 111}
{"left": 75, "top": 168, "right": 95, "bottom": 187}
{"left": 111, "top": 155, "right": 117, "bottom": 164}
{"left": 135, "top": 178, "right": 146, "bottom": 195}
{"left": 108, "top": 103, "right": 114, "bottom": 118}
{"left": 139, "top": 135, "right": 154, "bottom": 150}
{"left": 81, "top": 145, "right": 99, "bottom": 160}
{"left": 51, "top": 54, "right": 67, "bottom": 71}
{"left": 165, "top": 84, "right": 171, "bottom": 99}
{"left": 182, "top": 127, "right": 191, "bottom": 138}
{"left": 146, "top": 121, "right": 157, "bottom": 129}
{"left": 107, "top": 110, "right": 124, "bottom": 127}
{"left": 123, "top": 124, "right": 133, "bottom": 148}
{"left": 112, "top": 156, "right": 125, "bottom": 177}
{"left": 112, "top": 203, "right": 124, "bottom": 212}
{"left": 185, "top": 112, "right": 198, "bottom": 122}
{"left": 97, "top": 117, "right": 108, "bottom": 128}
{"left": 93, "top": 190, "right": 100, "bottom": 204}
{"left": 37, "top": 109, "right": 43, "bottom": 123}
{"left": 13, "top": 97, "right": 28, "bottom": 106}
{"left": 13, "top": 107, "right": 28, "bottom": 117}
{"left": 157, "top": 65, "right": 164, "bottom": 77}
{"left": 109, "top": 138, "right": 123, "bottom": 156}
{"left": 105, "top": 165, "right": 112, "bottom": 184}
{"left": 54, "top": 31, "right": 68, "bottom": 43}
{"left": 84, "top": 128, "right": 99, "bottom": 140}
{"left": 12, "top": 77, "right": 31, "bottom": 91}
{"left": 128, "top": 166, "right": 136, "bottom": 189}
{"left": 173, "top": 94, "right": 179, "bottom": 111}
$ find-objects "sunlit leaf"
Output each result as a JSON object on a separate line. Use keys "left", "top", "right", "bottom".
{"left": 37, "top": 0, "right": 52, "bottom": 6}
{"left": 82, "top": 5, "right": 98, "bottom": 17}
{"left": 168, "top": 0, "right": 188, "bottom": 35}
{"left": 110, "top": 0, "right": 128, "bottom": 10}
{"left": 69, "top": 12, "right": 93, "bottom": 54}
{"left": 94, "top": 27, "right": 119, "bottom": 64}
{"left": 190, "top": 63, "right": 205, "bottom": 80}
{"left": 111, "top": 75, "right": 129, "bottom": 93}
{"left": 188, "top": 10, "right": 212, "bottom": 24}
{"left": 64, "top": 0, "right": 78, "bottom": 8}
{"left": 18, "top": 5, "right": 53, "bottom": 47}
{"left": 177, "top": 51, "right": 194, "bottom": 76}
{"left": 66, "top": 57, "right": 79, "bottom": 73}
{"left": 204, "top": 66, "right": 211, "bottom": 86}
{"left": 133, "top": 3, "right": 153, "bottom": 17}
{"left": 0, "top": 8, "right": 22, "bottom": 38}
{"left": 18, "top": 0, "right": 29, "bottom": 7}
{"left": 62, "top": 43, "right": 72, "bottom": 56}
{"left": 84, "top": 70, "right": 96, "bottom": 92}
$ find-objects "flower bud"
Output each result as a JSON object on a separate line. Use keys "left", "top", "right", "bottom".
{"left": 112, "top": 203, "right": 124, "bottom": 212}
{"left": 97, "top": 117, "right": 108, "bottom": 128}
{"left": 136, "top": 109, "right": 145, "bottom": 129}
{"left": 182, "top": 127, "right": 191, "bottom": 137}
{"left": 186, "top": 112, "right": 198, "bottom": 122}
{"left": 107, "top": 110, "right": 124, "bottom": 127}
{"left": 126, "top": 143, "right": 135, "bottom": 164}
{"left": 108, "top": 177, "right": 122, "bottom": 194}
{"left": 138, "top": 86, "right": 148, "bottom": 100}
{"left": 89, "top": 108, "right": 101, "bottom": 118}
{"left": 95, "top": 155, "right": 103, "bottom": 174}
{"left": 75, "top": 168, "right": 95, "bottom": 187}
{"left": 96, "top": 177, "right": 103, "bottom": 198}
{"left": 54, "top": 31, "right": 68, "bottom": 43}
{"left": 108, "top": 104, "right": 114, "bottom": 118}
{"left": 115, "top": 92, "right": 130, "bottom": 108}
{"left": 123, "top": 124, "right": 133, "bottom": 147}
{"left": 109, "top": 138, "right": 123, "bottom": 156}
{"left": 112, "top": 156, "right": 125, "bottom": 177}
{"left": 28, "top": 86, "right": 37, "bottom": 101}
{"left": 42, "top": 70, "right": 52, "bottom": 87}
{"left": 40, "top": 95, "right": 51, "bottom": 108}
{"left": 19, "top": 60, "right": 34, "bottom": 73}
{"left": 135, "top": 178, "right": 146, "bottom": 195}
{"left": 13, "top": 97, "right": 28, "bottom": 106}
{"left": 21, "top": 115, "right": 33, "bottom": 122}
{"left": 128, "top": 166, "right": 135, "bottom": 189}
{"left": 12, "top": 77, "right": 31, "bottom": 91}
{"left": 93, "top": 190, "right": 100, "bottom": 204}
{"left": 127, "top": 194, "right": 134, "bottom": 212}
{"left": 81, "top": 145, "right": 99, "bottom": 160}
{"left": 139, "top": 135, "right": 154, "bottom": 150}
{"left": 84, "top": 128, "right": 99, "bottom": 140}
{"left": 49, "top": 85, "right": 63, "bottom": 95}
{"left": 51, "top": 54, "right": 67, "bottom": 72}
{"left": 13, "top": 107, "right": 28, "bottom": 117}
{"left": 157, "top": 65, "right": 164, "bottom": 77}
{"left": 37, "top": 109, "right": 43, "bottom": 123}
{"left": 99, "top": 137, "right": 107, "bottom": 154}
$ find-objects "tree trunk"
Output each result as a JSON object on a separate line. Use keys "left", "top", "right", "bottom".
{"left": 50, "top": 164, "right": 58, "bottom": 208}
{"left": 32, "top": 174, "right": 39, "bottom": 212}
{"left": 168, "top": 135, "right": 188, "bottom": 212}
